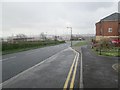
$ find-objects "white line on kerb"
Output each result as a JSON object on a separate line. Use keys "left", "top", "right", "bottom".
{"left": 0, "top": 56, "right": 16, "bottom": 62}
{"left": 80, "top": 47, "right": 83, "bottom": 88}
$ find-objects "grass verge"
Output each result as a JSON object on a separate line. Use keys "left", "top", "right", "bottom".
{"left": 72, "top": 41, "right": 87, "bottom": 52}
{"left": 73, "top": 41, "right": 87, "bottom": 47}
{"left": 2, "top": 40, "right": 65, "bottom": 55}
{"left": 92, "top": 47, "right": 120, "bottom": 57}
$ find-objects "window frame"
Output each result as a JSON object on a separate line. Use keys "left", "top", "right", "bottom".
{"left": 108, "top": 28, "right": 112, "bottom": 32}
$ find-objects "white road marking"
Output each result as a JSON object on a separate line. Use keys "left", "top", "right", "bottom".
{"left": 80, "top": 47, "right": 83, "bottom": 88}
{"left": 112, "top": 63, "right": 118, "bottom": 72}
{"left": 0, "top": 56, "right": 16, "bottom": 62}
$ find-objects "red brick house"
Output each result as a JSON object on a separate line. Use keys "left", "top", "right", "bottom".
{"left": 95, "top": 12, "right": 120, "bottom": 41}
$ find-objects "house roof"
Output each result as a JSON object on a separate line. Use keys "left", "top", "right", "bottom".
{"left": 101, "top": 12, "right": 120, "bottom": 21}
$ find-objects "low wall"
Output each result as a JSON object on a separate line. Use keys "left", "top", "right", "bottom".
{"left": 96, "top": 36, "right": 119, "bottom": 41}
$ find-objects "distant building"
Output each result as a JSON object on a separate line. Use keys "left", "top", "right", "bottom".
{"left": 95, "top": 12, "right": 120, "bottom": 41}
{"left": 13, "top": 37, "right": 35, "bottom": 42}
{"left": 6, "top": 36, "right": 36, "bottom": 43}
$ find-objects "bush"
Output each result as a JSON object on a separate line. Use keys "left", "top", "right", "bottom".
{"left": 92, "top": 38, "right": 113, "bottom": 50}
{"left": 2, "top": 40, "right": 65, "bottom": 52}
{"left": 92, "top": 38, "right": 119, "bottom": 56}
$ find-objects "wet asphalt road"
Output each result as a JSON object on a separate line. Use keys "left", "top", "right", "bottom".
{"left": 2, "top": 43, "right": 70, "bottom": 82}
{"left": 2, "top": 41, "right": 79, "bottom": 83}
{"left": 81, "top": 45, "right": 118, "bottom": 88}
{"left": 2, "top": 47, "right": 80, "bottom": 89}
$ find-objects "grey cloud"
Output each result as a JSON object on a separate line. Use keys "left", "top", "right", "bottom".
{"left": 118, "top": 1, "right": 120, "bottom": 13}
{"left": 82, "top": 2, "right": 114, "bottom": 11}
{"left": 2, "top": 2, "right": 117, "bottom": 37}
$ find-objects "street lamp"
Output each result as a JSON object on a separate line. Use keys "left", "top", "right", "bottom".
{"left": 67, "top": 27, "right": 72, "bottom": 47}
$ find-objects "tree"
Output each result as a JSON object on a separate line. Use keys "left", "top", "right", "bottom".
{"left": 40, "top": 32, "right": 47, "bottom": 41}
{"left": 16, "top": 34, "right": 27, "bottom": 41}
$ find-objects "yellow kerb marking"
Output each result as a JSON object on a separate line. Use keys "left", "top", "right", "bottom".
{"left": 70, "top": 53, "right": 79, "bottom": 89}
{"left": 63, "top": 53, "right": 77, "bottom": 90}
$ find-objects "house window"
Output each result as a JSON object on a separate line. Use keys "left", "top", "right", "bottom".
{"left": 108, "top": 28, "right": 112, "bottom": 32}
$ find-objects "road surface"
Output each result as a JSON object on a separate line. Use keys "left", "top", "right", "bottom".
{"left": 2, "top": 47, "right": 80, "bottom": 89}
{"left": 1, "top": 41, "right": 118, "bottom": 89}
{"left": 2, "top": 43, "right": 71, "bottom": 82}
{"left": 2, "top": 41, "right": 79, "bottom": 83}
{"left": 82, "top": 45, "right": 118, "bottom": 88}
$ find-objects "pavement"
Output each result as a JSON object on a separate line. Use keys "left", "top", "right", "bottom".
{"left": 81, "top": 45, "right": 118, "bottom": 88}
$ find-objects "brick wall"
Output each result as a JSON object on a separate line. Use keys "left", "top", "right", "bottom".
{"left": 96, "top": 21, "right": 119, "bottom": 36}
{"left": 96, "top": 22, "right": 101, "bottom": 36}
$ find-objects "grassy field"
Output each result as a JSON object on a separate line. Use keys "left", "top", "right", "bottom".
{"left": 2, "top": 40, "right": 65, "bottom": 55}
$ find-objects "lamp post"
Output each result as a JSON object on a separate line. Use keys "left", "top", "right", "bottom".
{"left": 67, "top": 27, "right": 72, "bottom": 47}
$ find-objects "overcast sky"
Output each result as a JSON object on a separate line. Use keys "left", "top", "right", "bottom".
{"left": 1, "top": 1, "right": 119, "bottom": 37}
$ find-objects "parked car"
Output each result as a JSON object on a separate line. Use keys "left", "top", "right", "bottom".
{"left": 111, "top": 39, "right": 120, "bottom": 44}
{"left": 111, "top": 39, "right": 120, "bottom": 47}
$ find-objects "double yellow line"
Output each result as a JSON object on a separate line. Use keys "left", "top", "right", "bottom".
{"left": 63, "top": 50, "right": 79, "bottom": 90}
